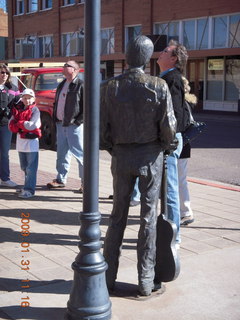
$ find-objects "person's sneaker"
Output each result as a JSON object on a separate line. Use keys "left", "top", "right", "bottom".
{"left": 1, "top": 179, "right": 18, "bottom": 187}
{"left": 130, "top": 200, "right": 140, "bottom": 207}
{"left": 18, "top": 190, "right": 34, "bottom": 199}
{"left": 180, "top": 215, "right": 194, "bottom": 226}
{"left": 47, "top": 179, "right": 65, "bottom": 189}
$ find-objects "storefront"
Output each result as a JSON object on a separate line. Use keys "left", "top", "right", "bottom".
{"left": 187, "top": 56, "right": 240, "bottom": 112}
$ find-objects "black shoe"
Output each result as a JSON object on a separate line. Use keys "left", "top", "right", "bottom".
{"left": 152, "top": 281, "right": 162, "bottom": 292}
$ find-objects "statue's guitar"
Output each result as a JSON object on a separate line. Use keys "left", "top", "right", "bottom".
{"left": 154, "top": 155, "right": 180, "bottom": 283}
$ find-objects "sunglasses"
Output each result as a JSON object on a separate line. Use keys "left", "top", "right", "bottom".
{"left": 1, "top": 71, "right": 9, "bottom": 75}
{"left": 63, "top": 63, "right": 75, "bottom": 69}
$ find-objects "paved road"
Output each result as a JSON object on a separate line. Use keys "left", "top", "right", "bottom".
{"left": 188, "top": 113, "right": 240, "bottom": 186}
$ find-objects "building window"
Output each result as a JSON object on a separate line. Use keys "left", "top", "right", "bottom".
{"left": 225, "top": 58, "right": 240, "bottom": 101}
{"left": 22, "top": 36, "right": 37, "bottom": 59}
{"left": 229, "top": 14, "right": 240, "bottom": 48}
{"left": 168, "top": 22, "right": 179, "bottom": 42}
{"left": 63, "top": 0, "right": 75, "bottom": 5}
{"left": 101, "top": 28, "right": 114, "bottom": 55}
{"left": 15, "top": 36, "right": 53, "bottom": 59}
{"left": 15, "top": 39, "right": 23, "bottom": 59}
{"left": 41, "top": 0, "right": 52, "bottom": 10}
{"left": 16, "top": 0, "right": 24, "bottom": 15}
{"left": 28, "top": 0, "right": 38, "bottom": 12}
{"left": 38, "top": 36, "right": 53, "bottom": 57}
{"left": 78, "top": 35, "right": 84, "bottom": 56}
{"left": 154, "top": 22, "right": 179, "bottom": 44}
{"left": 213, "top": 16, "right": 227, "bottom": 48}
{"left": 196, "top": 18, "right": 209, "bottom": 49}
{"left": 125, "top": 25, "right": 142, "bottom": 49}
{"left": 207, "top": 58, "right": 224, "bottom": 101}
{"left": 183, "top": 20, "right": 195, "bottom": 49}
{"left": 61, "top": 32, "right": 84, "bottom": 56}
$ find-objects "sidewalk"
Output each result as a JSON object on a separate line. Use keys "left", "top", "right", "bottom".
{"left": 0, "top": 148, "right": 240, "bottom": 320}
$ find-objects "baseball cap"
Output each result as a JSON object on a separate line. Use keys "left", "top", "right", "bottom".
{"left": 22, "top": 88, "right": 35, "bottom": 98}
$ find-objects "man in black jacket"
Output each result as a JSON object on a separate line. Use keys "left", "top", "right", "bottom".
{"left": 100, "top": 36, "right": 177, "bottom": 296}
{"left": 157, "top": 40, "right": 188, "bottom": 246}
{"left": 47, "top": 61, "right": 84, "bottom": 192}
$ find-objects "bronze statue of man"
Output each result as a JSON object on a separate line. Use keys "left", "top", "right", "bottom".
{"left": 100, "top": 35, "right": 177, "bottom": 296}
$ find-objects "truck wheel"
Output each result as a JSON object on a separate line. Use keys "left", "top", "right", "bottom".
{"left": 40, "top": 114, "right": 56, "bottom": 150}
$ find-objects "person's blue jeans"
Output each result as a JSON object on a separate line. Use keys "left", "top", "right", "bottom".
{"left": 0, "top": 125, "right": 12, "bottom": 182}
{"left": 166, "top": 133, "right": 183, "bottom": 243}
{"left": 131, "top": 177, "right": 140, "bottom": 201}
{"left": 56, "top": 123, "right": 84, "bottom": 184}
{"left": 19, "top": 152, "right": 39, "bottom": 194}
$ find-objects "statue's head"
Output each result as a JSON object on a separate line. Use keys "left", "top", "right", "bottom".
{"left": 126, "top": 35, "right": 154, "bottom": 68}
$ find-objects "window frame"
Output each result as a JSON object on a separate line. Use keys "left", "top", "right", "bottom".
{"left": 28, "top": 0, "right": 38, "bottom": 13}
{"left": 62, "top": 0, "right": 75, "bottom": 6}
{"left": 41, "top": 0, "right": 52, "bottom": 10}
{"left": 154, "top": 21, "right": 180, "bottom": 44}
{"left": 15, "top": 0, "right": 24, "bottom": 15}
{"left": 61, "top": 32, "right": 84, "bottom": 56}
{"left": 101, "top": 28, "right": 115, "bottom": 55}
{"left": 38, "top": 35, "right": 54, "bottom": 58}
{"left": 124, "top": 25, "right": 142, "bottom": 50}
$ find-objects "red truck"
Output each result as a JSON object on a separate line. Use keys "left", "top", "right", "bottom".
{"left": 19, "top": 67, "right": 84, "bottom": 150}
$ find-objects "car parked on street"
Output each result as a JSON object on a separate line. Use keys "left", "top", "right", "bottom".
{"left": 18, "top": 67, "right": 84, "bottom": 150}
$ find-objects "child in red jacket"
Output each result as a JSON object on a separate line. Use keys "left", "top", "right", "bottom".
{"left": 9, "top": 88, "right": 41, "bottom": 198}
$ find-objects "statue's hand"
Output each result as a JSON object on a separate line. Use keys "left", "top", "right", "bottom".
{"left": 164, "top": 138, "right": 179, "bottom": 156}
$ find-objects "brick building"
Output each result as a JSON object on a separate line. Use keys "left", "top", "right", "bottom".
{"left": 6, "top": 0, "right": 240, "bottom": 112}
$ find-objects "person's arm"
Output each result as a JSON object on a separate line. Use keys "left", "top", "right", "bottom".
{"left": 17, "top": 107, "right": 41, "bottom": 131}
{"left": 162, "top": 72, "right": 185, "bottom": 132}
{"left": 74, "top": 83, "right": 84, "bottom": 124}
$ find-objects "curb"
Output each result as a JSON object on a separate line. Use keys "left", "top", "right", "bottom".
{"left": 187, "top": 177, "right": 240, "bottom": 192}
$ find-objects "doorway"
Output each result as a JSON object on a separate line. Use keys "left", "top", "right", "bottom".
{"left": 187, "top": 59, "right": 204, "bottom": 111}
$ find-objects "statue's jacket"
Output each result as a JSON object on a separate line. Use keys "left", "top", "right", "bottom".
{"left": 100, "top": 68, "right": 177, "bottom": 153}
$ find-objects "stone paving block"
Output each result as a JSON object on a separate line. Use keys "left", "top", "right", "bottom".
{"left": 27, "top": 265, "right": 73, "bottom": 281}
{"left": 198, "top": 225, "right": 238, "bottom": 238}
{"left": 179, "top": 239, "right": 218, "bottom": 254}
{"left": 0, "top": 255, "right": 22, "bottom": 275}
{"left": 223, "top": 232, "right": 240, "bottom": 243}
{"left": 181, "top": 228, "right": 218, "bottom": 241}
{"left": 201, "top": 237, "right": 239, "bottom": 249}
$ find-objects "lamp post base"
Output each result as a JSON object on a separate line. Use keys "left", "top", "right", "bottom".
{"left": 65, "top": 211, "right": 112, "bottom": 320}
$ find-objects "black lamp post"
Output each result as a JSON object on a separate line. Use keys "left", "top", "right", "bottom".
{"left": 65, "top": 0, "right": 111, "bottom": 319}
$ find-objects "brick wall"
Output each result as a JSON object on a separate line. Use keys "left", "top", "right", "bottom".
{"left": 7, "top": 0, "right": 240, "bottom": 60}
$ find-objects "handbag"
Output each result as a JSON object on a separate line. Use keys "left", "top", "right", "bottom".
{"left": 182, "top": 101, "right": 206, "bottom": 146}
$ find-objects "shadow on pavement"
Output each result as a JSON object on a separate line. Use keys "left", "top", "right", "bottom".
{"left": 0, "top": 306, "right": 66, "bottom": 320}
